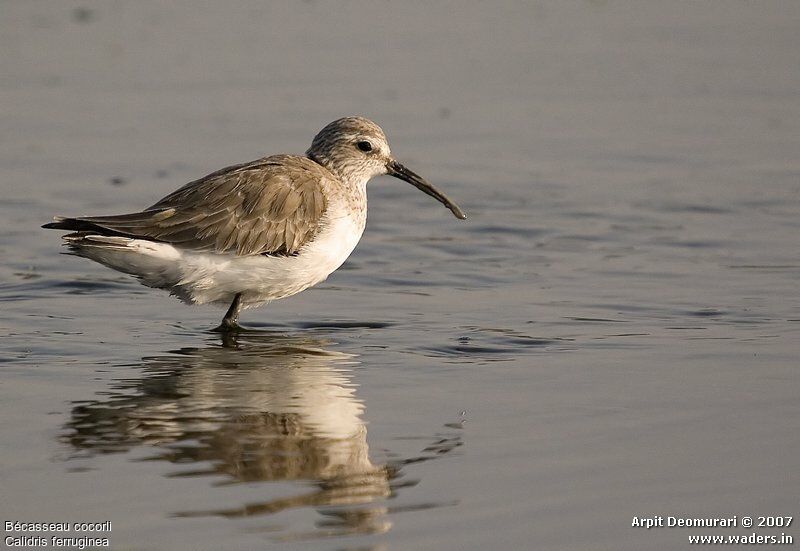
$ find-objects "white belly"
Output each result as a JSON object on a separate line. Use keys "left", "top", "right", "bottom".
{"left": 70, "top": 211, "right": 366, "bottom": 308}
{"left": 178, "top": 212, "right": 365, "bottom": 306}
{"left": 200, "top": 213, "right": 364, "bottom": 306}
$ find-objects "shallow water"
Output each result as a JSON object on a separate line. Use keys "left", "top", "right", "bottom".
{"left": 2, "top": 2, "right": 799, "bottom": 550}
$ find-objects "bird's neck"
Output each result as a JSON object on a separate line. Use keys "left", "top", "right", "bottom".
{"left": 306, "top": 152, "right": 371, "bottom": 191}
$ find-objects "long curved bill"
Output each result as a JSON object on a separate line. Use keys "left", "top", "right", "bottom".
{"left": 387, "top": 160, "right": 466, "bottom": 220}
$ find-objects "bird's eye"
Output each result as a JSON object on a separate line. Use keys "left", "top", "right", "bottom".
{"left": 356, "top": 141, "right": 373, "bottom": 153}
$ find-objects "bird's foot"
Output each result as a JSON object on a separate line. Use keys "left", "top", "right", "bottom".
{"left": 212, "top": 319, "right": 242, "bottom": 333}
{"left": 213, "top": 293, "right": 244, "bottom": 333}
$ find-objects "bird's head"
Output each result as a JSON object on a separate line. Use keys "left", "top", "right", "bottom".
{"left": 307, "top": 116, "right": 465, "bottom": 219}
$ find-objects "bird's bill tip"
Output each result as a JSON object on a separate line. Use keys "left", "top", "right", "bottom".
{"left": 386, "top": 160, "right": 466, "bottom": 220}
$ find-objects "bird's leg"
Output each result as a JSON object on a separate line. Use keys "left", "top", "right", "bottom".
{"left": 215, "top": 293, "right": 243, "bottom": 332}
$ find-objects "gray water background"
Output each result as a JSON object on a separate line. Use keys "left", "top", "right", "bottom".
{"left": 1, "top": 2, "right": 798, "bottom": 549}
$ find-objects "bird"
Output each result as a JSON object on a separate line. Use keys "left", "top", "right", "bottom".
{"left": 43, "top": 116, "right": 466, "bottom": 331}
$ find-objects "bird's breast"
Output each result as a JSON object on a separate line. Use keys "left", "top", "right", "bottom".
{"left": 301, "top": 207, "right": 366, "bottom": 276}
{"left": 196, "top": 205, "right": 367, "bottom": 307}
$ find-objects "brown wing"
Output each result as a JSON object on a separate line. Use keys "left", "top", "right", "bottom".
{"left": 45, "top": 155, "right": 329, "bottom": 256}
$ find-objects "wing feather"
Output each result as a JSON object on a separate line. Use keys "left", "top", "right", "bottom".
{"left": 48, "top": 155, "right": 330, "bottom": 256}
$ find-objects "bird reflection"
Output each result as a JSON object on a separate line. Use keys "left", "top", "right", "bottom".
{"left": 61, "top": 331, "right": 462, "bottom": 540}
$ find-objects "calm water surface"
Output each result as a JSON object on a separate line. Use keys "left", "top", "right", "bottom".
{"left": 2, "top": 2, "right": 798, "bottom": 550}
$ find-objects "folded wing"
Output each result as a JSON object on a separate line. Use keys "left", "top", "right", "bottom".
{"left": 43, "top": 155, "right": 329, "bottom": 257}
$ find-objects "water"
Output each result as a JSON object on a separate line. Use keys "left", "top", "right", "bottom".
{"left": 2, "top": 2, "right": 798, "bottom": 549}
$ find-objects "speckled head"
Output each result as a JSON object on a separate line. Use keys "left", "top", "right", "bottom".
{"left": 306, "top": 116, "right": 391, "bottom": 185}
{"left": 306, "top": 116, "right": 466, "bottom": 219}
